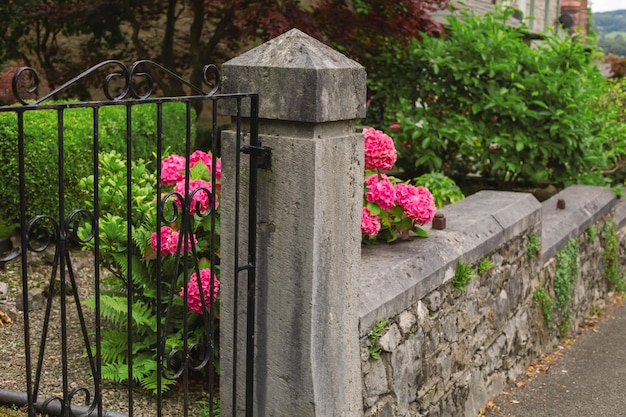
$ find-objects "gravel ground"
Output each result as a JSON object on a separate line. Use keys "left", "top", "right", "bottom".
{"left": 0, "top": 246, "right": 214, "bottom": 417}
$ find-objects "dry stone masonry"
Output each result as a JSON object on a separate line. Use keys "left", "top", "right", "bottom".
{"left": 360, "top": 185, "right": 622, "bottom": 417}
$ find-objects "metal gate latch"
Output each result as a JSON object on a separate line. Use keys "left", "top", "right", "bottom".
{"left": 241, "top": 145, "right": 272, "bottom": 170}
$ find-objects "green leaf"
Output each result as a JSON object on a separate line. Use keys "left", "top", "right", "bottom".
{"left": 399, "top": 217, "right": 414, "bottom": 230}
{"left": 366, "top": 202, "right": 381, "bottom": 216}
{"left": 413, "top": 226, "right": 429, "bottom": 238}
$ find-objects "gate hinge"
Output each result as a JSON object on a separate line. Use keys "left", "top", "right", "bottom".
{"left": 241, "top": 145, "right": 272, "bottom": 170}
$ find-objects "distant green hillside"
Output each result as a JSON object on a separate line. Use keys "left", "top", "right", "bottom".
{"left": 594, "top": 9, "right": 626, "bottom": 57}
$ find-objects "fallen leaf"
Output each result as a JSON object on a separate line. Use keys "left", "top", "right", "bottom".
{"left": 0, "top": 310, "right": 13, "bottom": 327}
{"left": 485, "top": 400, "right": 498, "bottom": 410}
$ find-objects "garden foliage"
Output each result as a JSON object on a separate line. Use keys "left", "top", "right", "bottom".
{"left": 361, "top": 127, "right": 438, "bottom": 243}
{"left": 373, "top": 7, "right": 626, "bottom": 187}
{"left": 0, "top": 102, "right": 191, "bottom": 236}
{"left": 77, "top": 148, "right": 220, "bottom": 393}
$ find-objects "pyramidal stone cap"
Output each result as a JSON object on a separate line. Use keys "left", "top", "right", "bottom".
{"left": 222, "top": 28, "right": 367, "bottom": 123}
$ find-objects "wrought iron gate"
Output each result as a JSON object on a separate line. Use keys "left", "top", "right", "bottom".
{"left": 0, "top": 60, "right": 262, "bottom": 417}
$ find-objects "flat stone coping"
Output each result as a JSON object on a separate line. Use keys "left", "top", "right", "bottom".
{"left": 540, "top": 185, "right": 616, "bottom": 262}
{"left": 359, "top": 190, "right": 541, "bottom": 336}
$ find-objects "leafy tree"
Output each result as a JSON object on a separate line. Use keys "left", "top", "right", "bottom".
{"left": 0, "top": 0, "right": 448, "bottom": 105}
{"left": 315, "top": 0, "right": 449, "bottom": 124}
{"left": 0, "top": 0, "right": 125, "bottom": 92}
{"left": 315, "top": 0, "right": 447, "bottom": 70}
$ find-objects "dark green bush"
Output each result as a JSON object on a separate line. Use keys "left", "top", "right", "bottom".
{"left": 372, "top": 7, "right": 624, "bottom": 186}
{"left": 0, "top": 102, "right": 193, "bottom": 236}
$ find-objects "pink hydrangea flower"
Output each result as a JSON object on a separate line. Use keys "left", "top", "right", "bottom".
{"left": 161, "top": 154, "right": 186, "bottom": 186}
{"left": 174, "top": 179, "right": 217, "bottom": 215}
{"left": 181, "top": 269, "right": 220, "bottom": 314}
{"left": 162, "top": 151, "right": 222, "bottom": 186}
{"left": 361, "top": 207, "right": 381, "bottom": 237}
{"left": 151, "top": 226, "right": 197, "bottom": 256}
{"left": 394, "top": 183, "right": 437, "bottom": 225}
{"left": 365, "top": 173, "right": 396, "bottom": 210}
{"left": 189, "top": 150, "right": 222, "bottom": 180}
{"left": 189, "top": 150, "right": 211, "bottom": 168}
{"left": 214, "top": 158, "right": 222, "bottom": 180}
{"left": 363, "top": 127, "right": 397, "bottom": 171}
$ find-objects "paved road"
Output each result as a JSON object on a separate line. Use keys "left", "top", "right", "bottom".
{"left": 484, "top": 297, "right": 626, "bottom": 417}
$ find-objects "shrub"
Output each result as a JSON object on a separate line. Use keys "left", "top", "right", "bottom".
{"left": 77, "top": 148, "right": 220, "bottom": 393}
{"left": 373, "top": 7, "right": 622, "bottom": 186}
{"left": 0, "top": 102, "right": 193, "bottom": 236}
{"left": 412, "top": 172, "right": 464, "bottom": 208}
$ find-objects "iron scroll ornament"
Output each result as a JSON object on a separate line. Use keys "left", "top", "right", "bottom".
{"left": 158, "top": 186, "right": 218, "bottom": 381}
{"left": 22, "top": 211, "right": 101, "bottom": 417}
{"left": 11, "top": 60, "right": 221, "bottom": 105}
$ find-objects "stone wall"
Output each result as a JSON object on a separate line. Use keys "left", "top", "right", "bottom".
{"left": 360, "top": 185, "right": 621, "bottom": 417}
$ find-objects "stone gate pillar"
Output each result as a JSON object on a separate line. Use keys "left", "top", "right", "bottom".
{"left": 220, "top": 29, "right": 366, "bottom": 416}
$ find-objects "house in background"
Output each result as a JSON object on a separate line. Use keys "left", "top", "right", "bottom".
{"left": 559, "top": 0, "right": 589, "bottom": 34}
{"left": 439, "top": 0, "right": 584, "bottom": 35}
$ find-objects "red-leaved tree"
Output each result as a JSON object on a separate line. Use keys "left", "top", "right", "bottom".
{"left": 0, "top": 0, "right": 449, "bottom": 107}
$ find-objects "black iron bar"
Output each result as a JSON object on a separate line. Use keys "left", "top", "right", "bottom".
{"left": 92, "top": 106, "right": 104, "bottom": 417}
{"left": 231, "top": 98, "right": 241, "bottom": 417}
{"left": 182, "top": 100, "right": 193, "bottom": 417}
{"left": 155, "top": 102, "right": 164, "bottom": 417}
{"left": 125, "top": 103, "right": 134, "bottom": 417}
{"left": 57, "top": 108, "right": 71, "bottom": 417}
{"left": 208, "top": 95, "right": 219, "bottom": 417}
{"left": 16, "top": 110, "right": 36, "bottom": 417}
{"left": 245, "top": 94, "right": 260, "bottom": 417}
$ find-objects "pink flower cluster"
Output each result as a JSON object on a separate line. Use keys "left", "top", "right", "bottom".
{"left": 394, "top": 183, "right": 437, "bottom": 226}
{"left": 180, "top": 268, "right": 220, "bottom": 314}
{"left": 161, "top": 150, "right": 221, "bottom": 186}
{"left": 360, "top": 127, "right": 437, "bottom": 241}
{"left": 151, "top": 226, "right": 198, "bottom": 256}
{"left": 173, "top": 179, "right": 217, "bottom": 215}
{"left": 361, "top": 178, "right": 436, "bottom": 235}
{"left": 365, "top": 173, "right": 396, "bottom": 210}
{"left": 161, "top": 154, "right": 186, "bottom": 186}
{"left": 363, "top": 127, "right": 397, "bottom": 171}
{"left": 361, "top": 207, "right": 381, "bottom": 237}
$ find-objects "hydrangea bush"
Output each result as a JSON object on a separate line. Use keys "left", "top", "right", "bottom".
{"left": 361, "top": 127, "right": 437, "bottom": 243}
{"left": 77, "top": 149, "right": 221, "bottom": 393}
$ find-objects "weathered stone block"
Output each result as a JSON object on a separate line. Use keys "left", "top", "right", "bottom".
{"left": 363, "top": 358, "right": 389, "bottom": 404}
{"left": 398, "top": 310, "right": 417, "bottom": 336}
{"left": 222, "top": 29, "right": 366, "bottom": 123}
{"left": 380, "top": 324, "right": 402, "bottom": 352}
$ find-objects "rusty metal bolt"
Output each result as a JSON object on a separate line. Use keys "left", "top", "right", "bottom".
{"left": 557, "top": 199, "right": 566, "bottom": 210}
{"left": 432, "top": 212, "right": 446, "bottom": 230}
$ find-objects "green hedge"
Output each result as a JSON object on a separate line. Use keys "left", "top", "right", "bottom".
{"left": 0, "top": 102, "right": 194, "bottom": 236}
